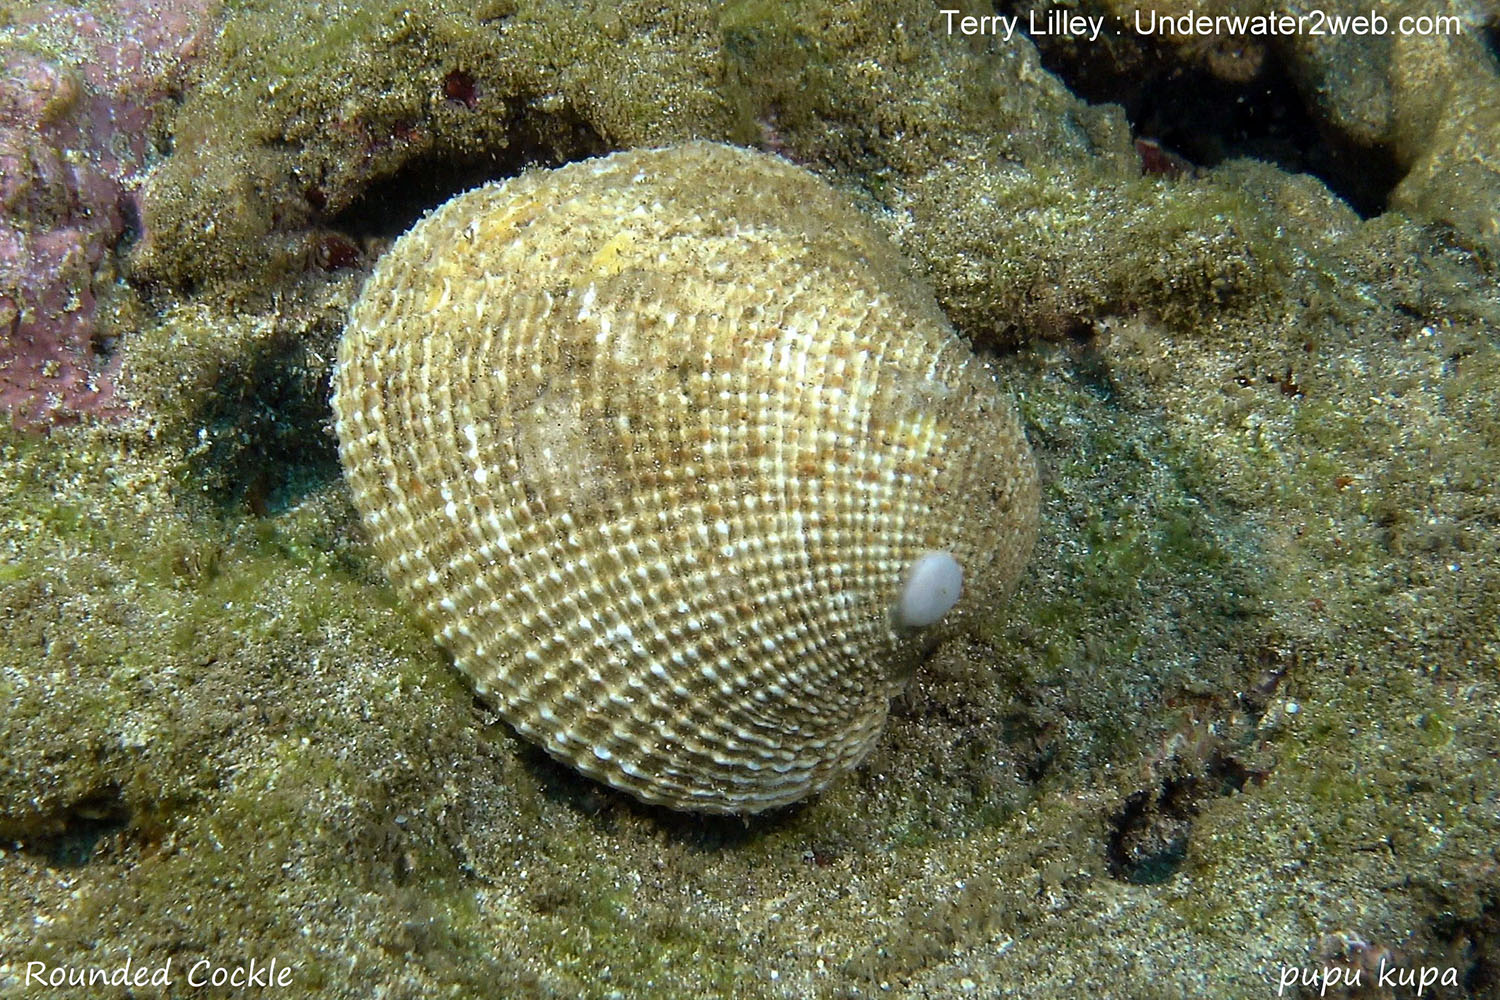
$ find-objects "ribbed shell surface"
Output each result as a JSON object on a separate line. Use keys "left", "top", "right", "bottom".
{"left": 331, "top": 142, "right": 1038, "bottom": 813}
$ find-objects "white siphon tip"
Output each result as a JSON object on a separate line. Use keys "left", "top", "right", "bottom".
{"left": 894, "top": 550, "right": 963, "bottom": 628}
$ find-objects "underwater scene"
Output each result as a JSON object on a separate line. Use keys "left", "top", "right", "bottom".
{"left": 1, "top": 1, "right": 1497, "bottom": 997}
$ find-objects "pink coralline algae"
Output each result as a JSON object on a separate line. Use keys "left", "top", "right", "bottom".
{"left": 0, "top": 1, "right": 218, "bottom": 428}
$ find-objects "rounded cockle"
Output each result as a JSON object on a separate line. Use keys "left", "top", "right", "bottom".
{"left": 331, "top": 142, "right": 1039, "bottom": 813}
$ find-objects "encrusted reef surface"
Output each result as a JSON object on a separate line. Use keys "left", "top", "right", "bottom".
{"left": 1, "top": 1, "right": 1497, "bottom": 997}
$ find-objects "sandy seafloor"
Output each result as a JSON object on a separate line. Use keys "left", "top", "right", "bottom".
{"left": 1, "top": 1, "right": 1498, "bottom": 998}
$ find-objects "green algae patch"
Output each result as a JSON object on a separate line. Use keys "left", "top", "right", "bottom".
{"left": 0, "top": 425, "right": 435, "bottom": 841}
{"left": 0, "top": 423, "right": 544, "bottom": 994}
{"left": 972, "top": 348, "right": 1265, "bottom": 773}
{"left": 1178, "top": 656, "right": 1500, "bottom": 943}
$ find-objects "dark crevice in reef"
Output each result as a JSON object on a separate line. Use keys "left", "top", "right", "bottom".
{"left": 1000, "top": 1, "right": 1404, "bottom": 218}
{"left": 1106, "top": 751, "right": 1251, "bottom": 885}
{"left": 1432, "top": 900, "right": 1500, "bottom": 995}
{"left": 16, "top": 786, "right": 131, "bottom": 868}
{"left": 188, "top": 328, "right": 342, "bottom": 517}
{"left": 1104, "top": 644, "right": 1288, "bottom": 886}
{"left": 330, "top": 100, "right": 609, "bottom": 241}
{"left": 999, "top": 710, "right": 1059, "bottom": 784}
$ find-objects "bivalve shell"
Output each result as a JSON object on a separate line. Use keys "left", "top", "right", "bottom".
{"left": 331, "top": 142, "right": 1038, "bottom": 813}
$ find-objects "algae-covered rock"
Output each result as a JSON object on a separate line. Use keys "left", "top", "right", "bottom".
{"left": 2, "top": 1, "right": 1498, "bottom": 998}
{"left": 1052, "top": 0, "right": 1500, "bottom": 247}
{"left": 128, "top": 0, "right": 726, "bottom": 293}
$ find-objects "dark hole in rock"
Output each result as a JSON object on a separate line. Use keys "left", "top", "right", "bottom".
{"left": 116, "top": 193, "right": 142, "bottom": 252}
{"left": 1430, "top": 899, "right": 1500, "bottom": 995}
{"left": 189, "top": 329, "right": 340, "bottom": 517}
{"left": 20, "top": 786, "right": 130, "bottom": 868}
{"left": 1106, "top": 783, "right": 1193, "bottom": 885}
{"left": 443, "top": 69, "right": 478, "bottom": 107}
{"left": 331, "top": 100, "right": 609, "bottom": 242}
{"left": 1106, "top": 750, "right": 1252, "bottom": 885}
{"left": 1008, "top": 3, "right": 1404, "bottom": 218}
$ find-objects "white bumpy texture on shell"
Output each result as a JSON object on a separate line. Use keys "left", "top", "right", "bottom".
{"left": 332, "top": 142, "right": 1039, "bottom": 813}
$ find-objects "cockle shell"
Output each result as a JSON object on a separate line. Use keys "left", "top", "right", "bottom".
{"left": 331, "top": 142, "right": 1038, "bottom": 813}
